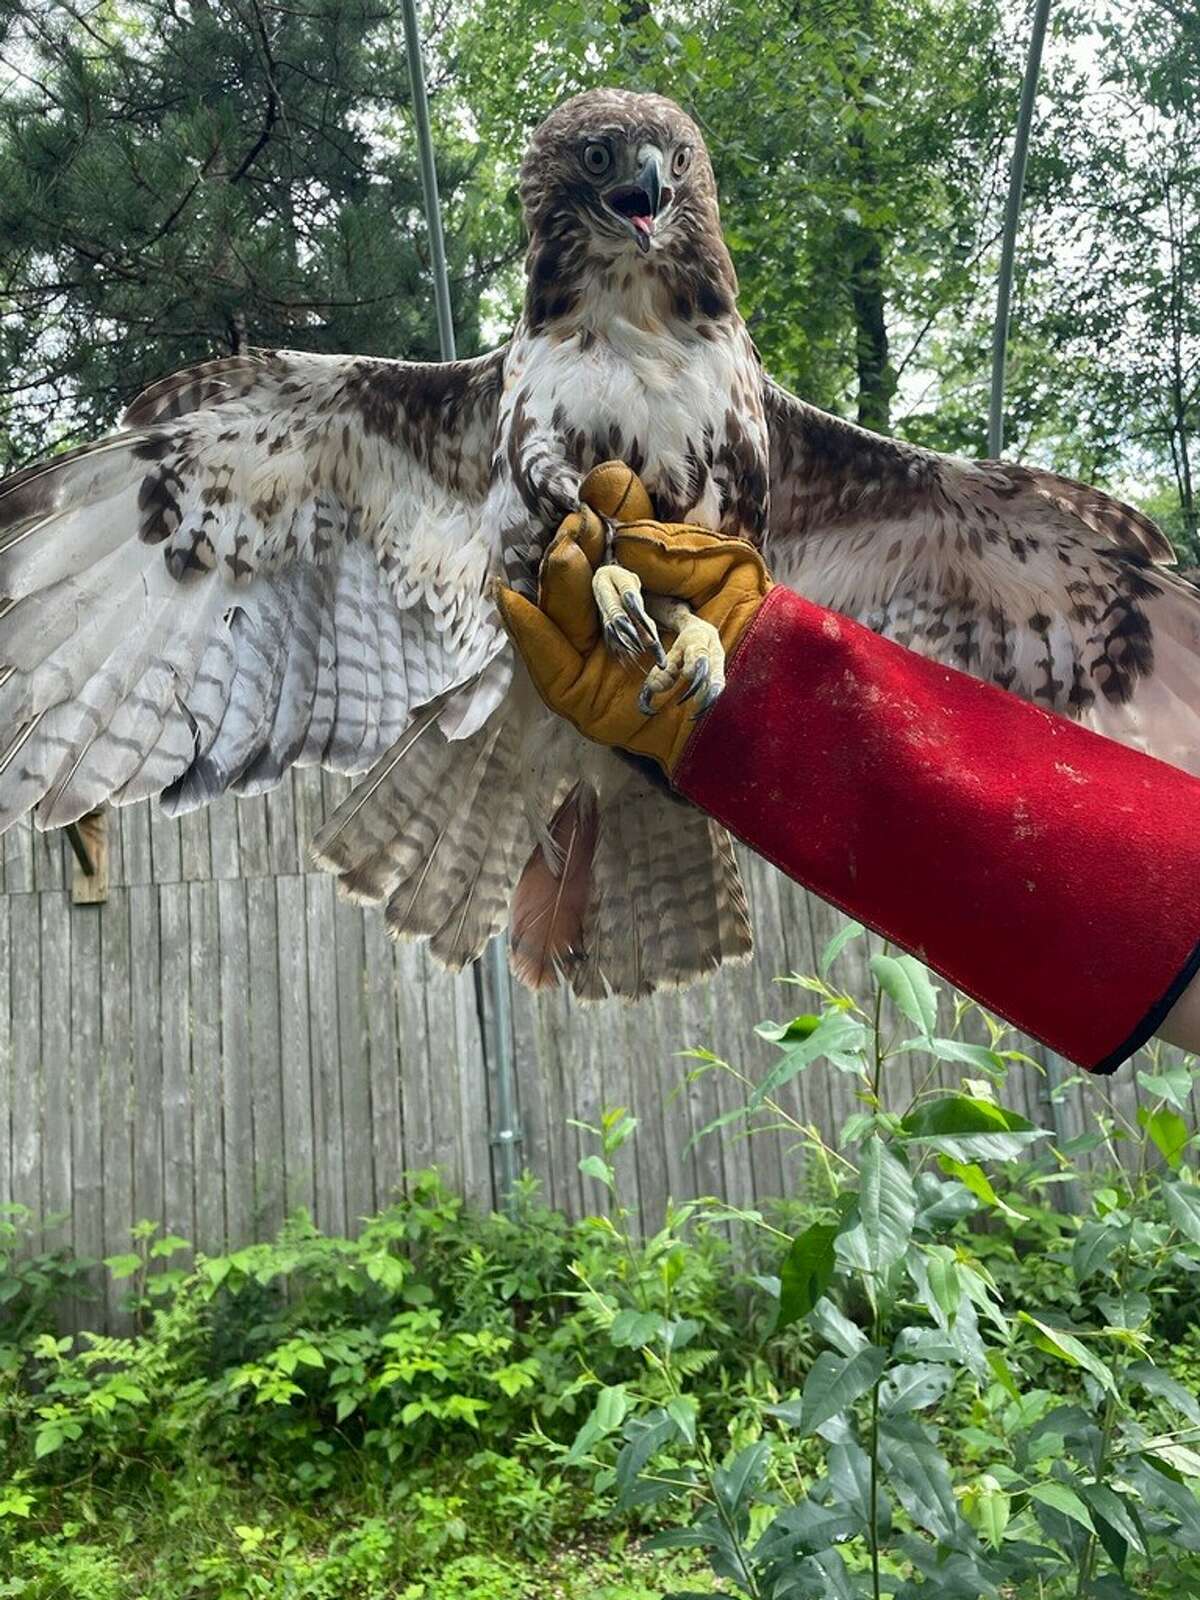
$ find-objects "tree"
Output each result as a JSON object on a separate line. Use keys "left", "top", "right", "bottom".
{"left": 0, "top": 0, "right": 508, "bottom": 467}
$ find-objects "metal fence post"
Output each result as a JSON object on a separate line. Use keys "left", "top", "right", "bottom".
{"left": 399, "top": 0, "right": 522, "bottom": 1210}
{"left": 988, "top": 0, "right": 1054, "bottom": 460}
{"left": 987, "top": 0, "right": 1076, "bottom": 1198}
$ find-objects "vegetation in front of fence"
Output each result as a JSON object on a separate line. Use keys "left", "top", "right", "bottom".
{"left": 2, "top": 930, "right": 1200, "bottom": 1597}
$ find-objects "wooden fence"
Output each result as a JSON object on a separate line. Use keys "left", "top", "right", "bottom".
{"left": 0, "top": 769, "right": 1173, "bottom": 1327}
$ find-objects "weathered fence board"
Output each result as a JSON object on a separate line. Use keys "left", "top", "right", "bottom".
{"left": 0, "top": 772, "right": 1185, "bottom": 1335}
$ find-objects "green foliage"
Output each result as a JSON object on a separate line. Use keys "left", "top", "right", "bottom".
{"left": 0, "top": 1168, "right": 753, "bottom": 1595}
{"left": 5, "top": 932, "right": 1200, "bottom": 1596}
{"left": 0, "top": 0, "right": 500, "bottom": 467}
{"left": 572, "top": 928, "right": 1200, "bottom": 1599}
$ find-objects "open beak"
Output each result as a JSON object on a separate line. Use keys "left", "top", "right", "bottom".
{"left": 605, "top": 151, "right": 666, "bottom": 253}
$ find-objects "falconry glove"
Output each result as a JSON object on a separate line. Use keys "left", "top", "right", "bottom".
{"left": 495, "top": 460, "right": 773, "bottom": 772}
{"left": 499, "top": 465, "right": 1200, "bottom": 1075}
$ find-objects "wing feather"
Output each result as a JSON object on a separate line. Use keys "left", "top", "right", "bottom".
{"left": 0, "top": 344, "right": 507, "bottom": 833}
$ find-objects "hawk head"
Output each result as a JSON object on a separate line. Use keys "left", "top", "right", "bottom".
{"left": 519, "top": 89, "right": 737, "bottom": 330}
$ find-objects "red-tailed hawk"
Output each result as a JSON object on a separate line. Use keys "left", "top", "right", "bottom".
{"left": 2, "top": 88, "right": 1198, "bottom": 998}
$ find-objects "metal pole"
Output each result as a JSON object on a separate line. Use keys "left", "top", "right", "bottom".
{"left": 986, "top": 0, "right": 1073, "bottom": 1185}
{"left": 398, "top": 0, "right": 522, "bottom": 1210}
{"left": 987, "top": 0, "right": 1053, "bottom": 459}
{"left": 400, "top": 0, "right": 457, "bottom": 364}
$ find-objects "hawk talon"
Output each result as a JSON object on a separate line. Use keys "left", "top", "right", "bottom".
{"left": 692, "top": 681, "right": 723, "bottom": 718}
{"left": 594, "top": 562, "right": 665, "bottom": 665}
{"left": 621, "top": 588, "right": 668, "bottom": 666}
{"left": 678, "top": 656, "right": 710, "bottom": 704}
{"left": 603, "top": 613, "right": 643, "bottom": 659}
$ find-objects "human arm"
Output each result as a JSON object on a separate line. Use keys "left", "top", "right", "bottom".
{"left": 496, "top": 465, "right": 1200, "bottom": 1072}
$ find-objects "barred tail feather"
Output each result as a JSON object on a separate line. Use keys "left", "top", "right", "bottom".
{"left": 311, "top": 706, "right": 532, "bottom": 970}
{"left": 571, "top": 778, "right": 752, "bottom": 1002}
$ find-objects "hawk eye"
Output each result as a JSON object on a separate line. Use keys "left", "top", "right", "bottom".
{"left": 672, "top": 146, "right": 692, "bottom": 177}
{"left": 582, "top": 142, "right": 611, "bottom": 175}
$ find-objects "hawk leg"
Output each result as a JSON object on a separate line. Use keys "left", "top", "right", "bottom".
{"left": 638, "top": 596, "right": 725, "bottom": 716}
{"left": 593, "top": 558, "right": 667, "bottom": 666}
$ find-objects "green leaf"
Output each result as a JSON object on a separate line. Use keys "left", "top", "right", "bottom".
{"left": 615, "top": 1411, "right": 676, "bottom": 1507}
{"left": 1131, "top": 1456, "right": 1200, "bottom": 1541}
{"left": 1127, "top": 1360, "right": 1200, "bottom": 1426}
{"left": 1081, "top": 1483, "right": 1146, "bottom": 1558}
{"left": 1072, "top": 1220, "right": 1117, "bottom": 1284}
{"left": 837, "top": 1137, "right": 916, "bottom": 1279}
{"left": 1028, "top": 1480, "right": 1094, "bottom": 1531}
{"left": 810, "top": 1296, "right": 868, "bottom": 1358}
{"left": 870, "top": 954, "right": 938, "bottom": 1037}
{"left": 1148, "top": 1441, "right": 1200, "bottom": 1477}
{"left": 878, "top": 1417, "right": 959, "bottom": 1542}
{"left": 594, "top": 1385, "right": 628, "bottom": 1432}
{"left": 1138, "top": 1065, "right": 1194, "bottom": 1110}
{"left": 924, "top": 1250, "right": 961, "bottom": 1325}
{"left": 879, "top": 1362, "right": 953, "bottom": 1415}
{"left": 565, "top": 1385, "right": 627, "bottom": 1467}
{"left": 920, "top": 1038, "right": 1007, "bottom": 1073}
{"left": 34, "top": 1425, "right": 63, "bottom": 1459}
{"left": 103, "top": 1254, "right": 141, "bottom": 1280}
{"left": 973, "top": 1473, "right": 1010, "bottom": 1549}
{"left": 1017, "top": 1313, "right": 1118, "bottom": 1396}
{"left": 900, "top": 1095, "right": 1044, "bottom": 1162}
{"left": 777, "top": 1222, "right": 838, "bottom": 1331}
{"left": 1138, "top": 1104, "right": 1190, "bottom": 1169}
{"left": 609, "top": 1309, "right": 664, "bottom": 1349}
{"left": 986, "top": 1349, "right": 1022, "bottom": 1401}
{"left": 713, "top": 1440, "right": 771, "bottom": 1520}
{"left": 578, "top": 1154, "right": 613, "bottom": 1189}
{"left": 149, "top": 1234, "right": 191, "bottom": 1259}
{"left": 797, "top": 1346, "right": 888, "bottom": 1436}
{"left": 1164, "top": 1181, "right": 1200, "bottom": 1245}
{"left": 666, "top": 1395, "right": 697, "bottom": 1447}
{"left": 820, "top": 920, "right": 865, "bottom": 975}
{"left": 938, "top": 1156, "right": 1022, "bottom": 1219}
{"left": 751, "top": 1012, "right": 866, "bottom": 1104}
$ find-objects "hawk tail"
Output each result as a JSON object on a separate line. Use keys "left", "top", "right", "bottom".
{"left": 314, "top": 723, "right": 753, "bottom": 998}
{"left": 310, "top": 702, "right": 532, "bottom": 969}
{"left": 511, "top": 774, "right": 753, "bottom": 1000}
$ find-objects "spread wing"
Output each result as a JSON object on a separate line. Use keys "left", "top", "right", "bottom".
{"left": 763, "top": 376, "right": 1200, "bottom": 775}
{"left": 0, "top": 345, "right": 506, "bottom": 831}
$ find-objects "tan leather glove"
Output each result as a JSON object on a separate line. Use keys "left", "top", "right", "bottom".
{"left": 494, "top": 461, "right": 774, "bottom": 776}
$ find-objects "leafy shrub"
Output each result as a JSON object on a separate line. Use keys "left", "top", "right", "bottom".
{"left": 0, "top": 1169, "right": 753, "bottom": 1595}
{"left": 548, "top": 927, "right": 1200, "bottom": 1599}
{"left": 3, "top": 922, "right": 1200, "bottom": 1598}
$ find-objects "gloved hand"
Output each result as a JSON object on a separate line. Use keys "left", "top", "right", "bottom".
{"left": 495, "top": 461, "right": 772, "bottom": 776}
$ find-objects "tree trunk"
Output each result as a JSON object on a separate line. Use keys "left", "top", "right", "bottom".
{"left": 843, "top": 0, "right": 896, "bottom": 435}
{"left": 847, "top": 213, "right": 895, "bottom": 433}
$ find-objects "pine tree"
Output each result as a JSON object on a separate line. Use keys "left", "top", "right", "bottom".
{"left": 0, "top": 0, "right": 504, "bottom": 466}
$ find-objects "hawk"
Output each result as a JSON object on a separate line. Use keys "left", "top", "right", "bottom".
{"left": 2, "top": 88, "right": 1198, "bottom": 999}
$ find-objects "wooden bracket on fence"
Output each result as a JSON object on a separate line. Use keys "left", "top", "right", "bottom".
{"left": 66, "top": 811, "right": 108, "bottom": 905}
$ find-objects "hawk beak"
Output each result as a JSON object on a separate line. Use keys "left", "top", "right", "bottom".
{"left": 605, "top": 150, "right": 666, "bottom": 253}
{"left": 636, "top": 151, "right": 663, "bottom": 218}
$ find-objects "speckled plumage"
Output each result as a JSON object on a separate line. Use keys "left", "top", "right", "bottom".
{"left": 2, "top": 88, "right": 1197, "bottom": 998}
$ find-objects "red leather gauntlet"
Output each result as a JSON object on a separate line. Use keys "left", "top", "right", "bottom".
{"left": 675, "top": 587, "right": 1200, "bottom": 1073}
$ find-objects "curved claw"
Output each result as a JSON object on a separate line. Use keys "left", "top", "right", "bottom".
{"left": 638, "top": 681, "right": 658, "bottom": 716}
{"left": 692, "top": 680, "right": 724, "bottom": 718}
{"left": 621, "top": 588, "right": 667, "bottom": 666}
{"left": 604, "top": 614, "right": 644, "bottom": 659}
{"left": 678, "top": 657, "right": 710, "bottom": 704}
